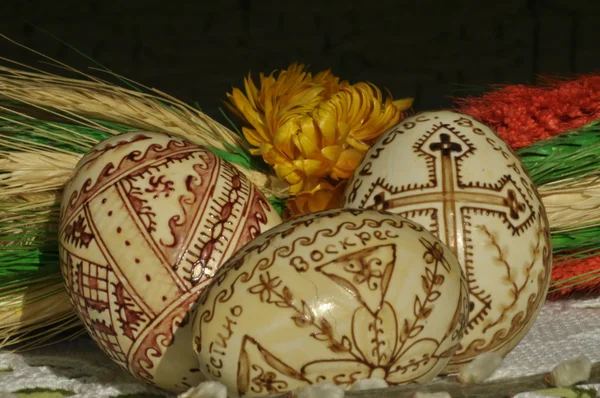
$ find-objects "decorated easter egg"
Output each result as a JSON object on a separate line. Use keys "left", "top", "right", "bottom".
{"left": 343, "top": 110, "right": 552, "bottom": 370}
{"left": 192, "top": 208, "right": 469, "bottom": 397}
{"left": 58, "top": 132, "right": 281, "bottom": 392}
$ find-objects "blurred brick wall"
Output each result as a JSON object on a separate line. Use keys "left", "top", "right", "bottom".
{"left": 2, "top": 0, "right": 600, "bottom": 120}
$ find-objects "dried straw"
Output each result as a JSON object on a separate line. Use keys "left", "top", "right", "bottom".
{"left": 0, "top": 151, "right": 81, "bottom": 197}
{"left": 0, "top": 32, "right": 282, "bottom": 197}
{"left": 540, "top": 176, "right": 600, "bottom": 231}
{"left": 0, "top": 69, "right": 286, "bottom": 198}
{"left": 0, "top": 276, "right": 80, "bottom": 350}
{"left": 0, "top": 193, "right": 81, "bottom": 349}
{"left": 0, "top": 70, "right": 245, "bottom": 152}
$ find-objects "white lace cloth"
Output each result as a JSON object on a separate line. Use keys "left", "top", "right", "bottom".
{"left": 0, "top": 337, "right": 167, "bottom": 397}
{"left": 0, "top": 297, "right": 599, "bottom": 397}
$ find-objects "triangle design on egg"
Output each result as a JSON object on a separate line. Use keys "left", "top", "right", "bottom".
{"left": 315, "top": 244, "right": 396, "bottom": 315}
{"left": 237, "top": 335, "right": 309, "bottom": 396}
{"left": 414, "top": 123, "right": 474, "bottom": 160}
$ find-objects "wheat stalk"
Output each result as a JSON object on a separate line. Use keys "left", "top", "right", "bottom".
{"left": 0, "top": 279, "right": 70, "bottom": 326}
{"left": 0, "top": 191, "right": 60, "bottom": 217}
{"left": 0, "top": 151, "right": 81, "bottom": 197}
{"left": 0, "top": 35, "right": 286, "bottom": 201}
{"left": 0, "top": 277, "right": 80, "bottom": 350}
{"left": 0, "top": 70, "right": 287, "bottom": 198}
{"left": 539, "top": 176, "right": 600, "bottom": 231}
{"left": 0, "top": 189, "right": 79, "bottom": 348}
{"left": 0, "top": 67, "right": 247, "bottom": 152}
{"left": 0, "top": 191, "right": 60, "bottom": 244}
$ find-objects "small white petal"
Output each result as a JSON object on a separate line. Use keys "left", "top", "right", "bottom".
{"left": 458, "top": 352, "right": 504, "bottom": 384}
{"left": 550, "top": 355, "right": 592, "bottom": 387}
{"left": 293, "top": 382, "right": 345, "bottom": 398}
{"left": 412, "top": 392, "right": 452, "bottom": 398}
{"left": 350, "top": 378, "right": 389, "bottom": 390}
{"left": 178, "top": 381, "right": 228, "bottom": 398}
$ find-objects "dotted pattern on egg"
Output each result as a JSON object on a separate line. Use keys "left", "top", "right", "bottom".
{"left": 58, "top": 132, "right": 280, "bottom": 392}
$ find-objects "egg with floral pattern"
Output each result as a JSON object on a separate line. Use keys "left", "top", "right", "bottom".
{"left": 192, "top": 208, "right": 468, "bottom": 397}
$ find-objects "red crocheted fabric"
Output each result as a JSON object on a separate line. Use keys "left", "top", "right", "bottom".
{"left": 455, "top": 74, "right": 600, "bottom": 298}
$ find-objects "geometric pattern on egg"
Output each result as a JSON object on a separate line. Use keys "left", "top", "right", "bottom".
{"left": 193, "top": 208, "right": 469, "bottom": 397}
{"left": 343, "top": 110, "right": 552, "bottom": 371}
{"left": 58, "top": 132, "right": 281, "bottom": 392}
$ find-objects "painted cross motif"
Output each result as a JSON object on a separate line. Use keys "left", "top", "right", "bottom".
{"left": 371, "top": 126, "right": 532, "bottom": 253}
{"left": 368, "top": 124, "right": 534, "bottom": 329}
{"left": 428, "top": 132, "right": 463, "bottom": 254}
{"left": 504, "top": 189, "right": 527, "bottom": 220}
{"left": 430, "top": 133, "right": 462, "bottom": 156}
{"left": 343, "top": 112, "right": 551, "bottom": 366}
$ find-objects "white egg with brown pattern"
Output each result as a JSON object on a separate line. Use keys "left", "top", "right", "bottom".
{"left": 58, "top": 132, "right": 281, "bottom": 392}
{"left": 192, "top": 209, "right": 469, "bottom": 397}
{"left": 343, "top": 110, "right": 552, "bottom": 371}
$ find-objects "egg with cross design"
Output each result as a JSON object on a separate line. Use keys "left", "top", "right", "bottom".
{"left": 342, "top": 110, "right": 552, "bottom": 371}
{"left": 58, "top": 132, "right": 281, "bottom": 392}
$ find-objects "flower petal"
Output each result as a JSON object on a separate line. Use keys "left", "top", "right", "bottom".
{"left": 295, "top": 159, "right": 327, "bottom": 179}
{"left": 308, "top": 188, "right": 337, "bottom": 213}
{"left": 321, "top": 145, "right": 343, "bottom": 163}
{"left": 314, "top": 105, "right": 338, "bottom": 146}
{"left": 274, "top": 119, "right": 300, "bottom": 159}
{"left": 285, "top": 180, "right": 346, "bottom": 216}
{"left": 226, "top": 62, "right": 411, "bottom": 210}
{"left": 274, "top": 163, "right": 305, "bottom": 195}
{"left": 294, "top": 117, "right": 320, "bottom": 158}
{"left": 330, "top": 148, "right": 365, "bottom": 179}
{"left": 261, "top": 145, "right": 289, "bottom": 165}
{"left": 229, "top": 88, "right": 263, "bottom": 126}
{"left": 393, "top": 97, "right": 414, "bottom": 111}
{"left": 243, "top": 74, "right": 260, "bottom": 110}
{"left": 242, "top": 126, "right": 269, "bottom": 148}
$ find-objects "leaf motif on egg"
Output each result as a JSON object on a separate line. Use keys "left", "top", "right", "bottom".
{"left": 343, "top": 110, "right": 552, "bottom": 370}
{"left": 192, "top": 209, "right": 469, "bottom": 396}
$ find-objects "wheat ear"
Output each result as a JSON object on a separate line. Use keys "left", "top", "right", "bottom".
{"left": 540, "top": 176, "right": 600, "bottom": 231}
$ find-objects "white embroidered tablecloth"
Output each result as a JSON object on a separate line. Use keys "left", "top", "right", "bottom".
{"left": 0, "top": 297, "right": 599, "bottom": 397}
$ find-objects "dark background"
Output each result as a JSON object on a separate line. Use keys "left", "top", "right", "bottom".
{"left": 3, "top": 0, "right": 600, "bottom": 122}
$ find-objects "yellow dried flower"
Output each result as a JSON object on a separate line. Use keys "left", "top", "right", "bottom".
{"left": 226, "top": 63, "right": 412, "bottom": 216}
{"left": 285, "top": 179, "right": 347, "bottom": 218}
